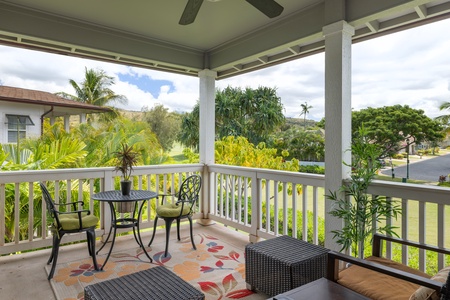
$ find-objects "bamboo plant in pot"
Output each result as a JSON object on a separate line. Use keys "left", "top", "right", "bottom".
{"left": 114, "top": 143, "right": 138, "bottom": 211}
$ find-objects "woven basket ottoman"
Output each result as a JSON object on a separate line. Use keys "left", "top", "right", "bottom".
{"left": 245, "top": 235, "right": 329, "bottom": 297}
{"left": 84, "top": 266, "right": 205, "bottom": 300}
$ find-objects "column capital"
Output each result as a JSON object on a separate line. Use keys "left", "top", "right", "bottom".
{"left": 198, "top": 69, "right": 217, "bottom": 78}
{"left": 323, "top": 20, "right": 355, "bottom": 37}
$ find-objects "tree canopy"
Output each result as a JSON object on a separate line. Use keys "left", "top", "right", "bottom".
{"left": 56, "top": 67, "right": 127, "bottom": 121}
{"left": 178, "top": 86, "right": 285, "bottom": 150}
{"left": 143, "top": 104, "right": 181, "bottom": 152}
{"left": 352, "top": 105, "right": 444, "bottom": 158}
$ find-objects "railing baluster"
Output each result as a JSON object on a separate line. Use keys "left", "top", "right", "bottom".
{"left": 273, "top": 180, "right": 279, "bottom": 235}
{"left": 282, "top": 182, "right": 288, "bottom": 236}
{"left": 419, "top": 201, "right": 426, "bottom": 271}
{"left": 438, "top": 202, "right": 445, "bottom": 270}
{"left": 401, "top": 198, "right": 408, "bottom": 265}
{"left": 302, "top": 184, "right": 308, "bottom": 242}
{"left": 0, "top": 184, "right": 5, "bottom": 246}
{"left": 14, "top": 183, "right": 20, "bottom": 244}
{"left": 28, "top": 182, "right": 34, "bottom": 242}
{"left": 312, "top": 186, "right": 319, "bottom": 245}
{"left": 292, "top": 184, "right": 298, "bottom": 239}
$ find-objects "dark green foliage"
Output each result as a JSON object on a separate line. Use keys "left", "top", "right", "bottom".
{"left": 299, "top": 165, "right": 325, "bottom": 174}
{"left": 352, "top": 105, "right": 444, "bottom": 158}
{"left": 178, "top": 86, "right": 285, "bottom": 150}
{"left": 143, "top": 104, "right": 181, "bottom": 152}
{"left": 114, "top": 143, "right": 138, "bottom": 181}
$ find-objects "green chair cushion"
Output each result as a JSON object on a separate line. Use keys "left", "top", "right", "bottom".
{"left": 156, "top": 203, "right": 191, "bottom": 218}
{"left": 58, "top": 212, "right": 99, "bottom": 230}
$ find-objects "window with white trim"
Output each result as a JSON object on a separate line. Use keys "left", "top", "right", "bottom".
{"left": 6, "top": 115, "right": 34, "bottom": 143}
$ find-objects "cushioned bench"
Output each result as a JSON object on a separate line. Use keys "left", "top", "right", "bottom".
{"left": 327, "top": 234, "right": 450, "bottom": 300}
{"left": 84, "top": 266, "right": 205, "bottom": 300}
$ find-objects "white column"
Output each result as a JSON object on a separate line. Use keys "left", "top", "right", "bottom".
{"left": 323, "top": 21, "right": 354, "bottom": 251}
{"left": 64, "top": 115, "right": 70, "bottom": 132}
{"left": 80, "top": 113, "right": 86, "bottom": 123}
{"left": 198, "top": 69, "right": 216, "bottom": 224}
{"left": 50, "top": 117, "right": 55, "bottom": 126}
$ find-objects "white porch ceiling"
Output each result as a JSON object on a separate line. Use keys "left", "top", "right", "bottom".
{"left": 0, "top": 0, "right": 449, "bottom": 79}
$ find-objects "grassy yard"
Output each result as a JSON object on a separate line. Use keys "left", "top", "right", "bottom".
{"left": 168, "top": 142, "right": 188, "bottom": 163}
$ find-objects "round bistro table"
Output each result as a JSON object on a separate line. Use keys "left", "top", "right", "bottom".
{"left": 92, "top": 190, "right": 157, "bottom": 269}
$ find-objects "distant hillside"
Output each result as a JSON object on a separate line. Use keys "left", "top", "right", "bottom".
{"left": 120, "top": 110, "right": 145, "bottom": 121}
{"left": 285, "top": 117, "right": 317, "bottom": 128}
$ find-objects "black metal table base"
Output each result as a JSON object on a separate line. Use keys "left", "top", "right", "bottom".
{"left": 93, "top": 190, "right": 157, "bottom": 270}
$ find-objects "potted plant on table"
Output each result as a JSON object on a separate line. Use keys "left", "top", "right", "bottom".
{"left": 114, "top": 143, "right": 138, "bottom": 196}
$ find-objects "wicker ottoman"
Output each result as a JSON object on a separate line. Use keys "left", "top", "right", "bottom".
{"left": 245, "top": 235, "right": 329, "bottom": 297}
{"left": 84, "top": 266, "right": 205, "bottom": 300}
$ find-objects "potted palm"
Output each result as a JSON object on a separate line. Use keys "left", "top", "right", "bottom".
{"left": 114, "top": 143, "right": 138, "bottom": 196}
{"left": 326, "top": 126, "right": 401, "bottom": 258}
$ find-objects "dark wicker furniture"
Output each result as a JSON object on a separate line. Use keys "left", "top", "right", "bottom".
{"left": 327, "top": 234, "right": 450, "bottom": 300}
{"left": 148, "top": 174, "right": 201, "bottom": 257}
{"left": 245, "top": 235, "right": 329, "bottom": 297}
{"left": 84, "top": 266, "right": 205, "bottom": 300}
{"left": 40, "top": 182, "right": 99, "bottom": 280}
{"left": 270, "top": 277, "right": 370, "bottom": 300}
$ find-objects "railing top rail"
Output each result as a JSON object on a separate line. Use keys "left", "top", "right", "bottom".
{"left": 208, "top": 164, "right": 325, "bottom": 186}
{"left": 367, "top": 179, "right": 450, "bottom": 204}
{"left": 0, "top": 164, "right": 204, "bottom": 184}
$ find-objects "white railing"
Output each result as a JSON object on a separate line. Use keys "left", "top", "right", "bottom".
{"left": 0, "top": 164, "right": 203, "bottom": 255}
{"left": 208, "top": 164, "right": 450, "bottom": 274}
{"left": 2, "top": 163, "right": 450, "bottom": 275}
{"left": 367, "top": 180, "right": 450, "bottom": 273}
{"left": 207, "top": 164, "right": 325, "bottom": 244}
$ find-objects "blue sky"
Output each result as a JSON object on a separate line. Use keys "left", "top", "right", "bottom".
{"left": 118, "top": 73, "right": 175, "bottom": 99}
{"left": 0, "top": 18, "right": 450, "bottom": 121}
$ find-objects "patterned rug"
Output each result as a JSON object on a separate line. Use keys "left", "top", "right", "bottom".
{"left": 46, "top": 233, "right": 265, "bottom": 300}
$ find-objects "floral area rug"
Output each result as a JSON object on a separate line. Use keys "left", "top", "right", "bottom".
{"left": 46, "top": 233, "right": 265, "bottom": 300}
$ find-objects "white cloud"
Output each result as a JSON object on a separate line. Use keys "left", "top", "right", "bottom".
{"left": 1, "top": 18, "right": 450, "bottom": 121}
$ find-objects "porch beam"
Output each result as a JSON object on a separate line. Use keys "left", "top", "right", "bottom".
{"left": 323, "top": 20, "right": 354, "bottom": 252}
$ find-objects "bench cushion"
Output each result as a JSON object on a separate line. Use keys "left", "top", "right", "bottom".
{"left": 409, "top": 265, "right": 450, "bottom": 300}
{"left": 338, "top": 256, "right": 431, "bottom": 300}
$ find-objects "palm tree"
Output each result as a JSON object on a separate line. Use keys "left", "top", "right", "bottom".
{"left": 299, "top": 101, "right": 312, "bottom": 128}
{"left": 57, "top": 67, "right": 128, "bottom": 121}
{"left": 435, "top": 101, "right": 450, "bottom": 134}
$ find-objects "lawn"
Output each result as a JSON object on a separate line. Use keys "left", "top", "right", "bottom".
{"left": 168, "top": 142, "right": 188, "bottom": 163}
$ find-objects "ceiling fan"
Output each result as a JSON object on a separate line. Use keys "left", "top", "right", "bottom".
{"left": 179, "top": 0, "right": 284, "bottom": 25}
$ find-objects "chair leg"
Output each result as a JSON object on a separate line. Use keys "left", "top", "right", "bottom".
{"left": 176, "top": 218, "right": 181, "bottom": 241}
{"left": 188, "top": 216, "right": 196, "bottom": 250}
{"left": 148, "top": 216, "right": 159, "bottom": 246}
{"left": 164, "top": 218, "right": 175, "bottom": 258}
{"left": 48, "top": 233, "right": 63, "bottom": 280}
{"left": 47, "top": 234, "right": 58, "bottom": 265}
{"left": 87, "top": 230, "right": 99, "bottom": 271}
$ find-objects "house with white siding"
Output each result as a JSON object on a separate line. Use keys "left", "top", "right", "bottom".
{"left": 0, "top": 85, "right": 111, "bottom": 144}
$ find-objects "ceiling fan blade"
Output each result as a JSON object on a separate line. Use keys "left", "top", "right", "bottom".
{"left": 179, "top": 0, "right": 204, "bottom": 25}
{"left": 245, "top": 0, "right": 284, "bottom": 18}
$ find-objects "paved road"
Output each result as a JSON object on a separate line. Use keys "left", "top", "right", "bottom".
{"left": 380, "top": 154, "right": 450, "bottom": 182}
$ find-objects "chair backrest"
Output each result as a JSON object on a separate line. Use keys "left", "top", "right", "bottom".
{"left": 39, "top": 182, "right": 61, "bottom": 228}
{"left": 177, "top": 174, "right": 201, "bottom": 210}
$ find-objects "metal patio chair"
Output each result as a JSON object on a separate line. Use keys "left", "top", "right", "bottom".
{"left": 148, "top": 174, "right": 201, "bottom": 257}
{"left": 40, "top": 182, "right": 99, "bottom": 279}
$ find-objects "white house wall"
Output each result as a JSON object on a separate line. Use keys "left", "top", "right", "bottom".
{"left": 0, "top": 101, "right": 44, "bottom": 144}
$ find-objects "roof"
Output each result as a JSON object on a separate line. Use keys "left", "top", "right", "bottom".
{"left": 0, "top": 85, "right": 112, "bottom": 117}
{"left": 0, "top": 0, "right": 449, "bottom": 80}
